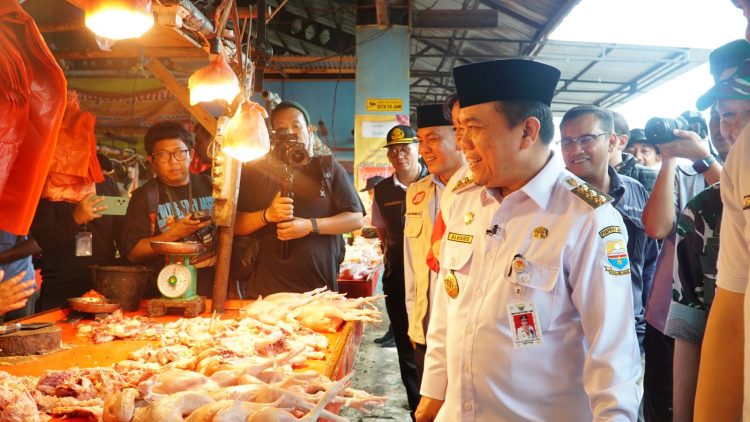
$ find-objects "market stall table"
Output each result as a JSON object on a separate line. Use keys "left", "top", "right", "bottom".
{"left": 2, "top": 299, "right": 364, "bottom": 419}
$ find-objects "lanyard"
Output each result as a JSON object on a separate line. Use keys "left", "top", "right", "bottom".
{"left": 163, "top": 180, "right": 195, "bottom": 218}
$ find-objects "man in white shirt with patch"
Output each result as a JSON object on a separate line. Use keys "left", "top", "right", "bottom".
{"left": 415, "top": 59, "right": 640, "bottom": 422}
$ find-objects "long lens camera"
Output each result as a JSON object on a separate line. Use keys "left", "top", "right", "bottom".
{"left": 644, "top": 116, "right": 690, "bottom": 144}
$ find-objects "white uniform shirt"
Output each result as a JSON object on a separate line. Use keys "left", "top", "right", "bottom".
{"left": 421, "top": 154, "right": 641, "bottom": 421}
{"left": 714, "top": 125, "right": 750, "bottom": 418}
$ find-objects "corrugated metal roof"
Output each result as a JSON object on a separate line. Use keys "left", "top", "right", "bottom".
{"left": 24, "top": 0, "right": 711, "bottom": 114}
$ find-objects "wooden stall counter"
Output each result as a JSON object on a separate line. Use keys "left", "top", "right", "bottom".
{"left": 3, "top": 299, "right": 364, "bottom": 381}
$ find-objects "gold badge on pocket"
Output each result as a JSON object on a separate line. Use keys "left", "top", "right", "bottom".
{"left": 444, "top": 270, "right": 459, "bottom": 298}
{"left": 532, "top": 226, "right": 548, "bottom": 239}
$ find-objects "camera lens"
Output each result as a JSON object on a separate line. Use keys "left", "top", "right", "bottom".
{"left": 644, "top": 116, "right": 689, "bottom": 144}
{"left": 288, "top": 145, "right": 310, "bottom": 166}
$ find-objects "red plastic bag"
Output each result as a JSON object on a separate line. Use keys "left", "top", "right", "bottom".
{"left": 0, "top": 0, "right": 66, "bottom": 235}
{"left": 42, "top": 90, "right": 103, "bottom": 202}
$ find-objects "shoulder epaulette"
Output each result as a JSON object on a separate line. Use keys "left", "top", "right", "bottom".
{"left": 452, "top": 175, "right": 475, "bottom": 193}
{"left": 565, "top": 176, "right": 613, "bottom": 209}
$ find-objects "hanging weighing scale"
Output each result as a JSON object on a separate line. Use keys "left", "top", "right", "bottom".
{"left": 147, "top": 241, "right": 206, "bottom": 317}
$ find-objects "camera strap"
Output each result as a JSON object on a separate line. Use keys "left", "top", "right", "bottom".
{"left": 163, "top": 180, "right": 195, "bottom": 219}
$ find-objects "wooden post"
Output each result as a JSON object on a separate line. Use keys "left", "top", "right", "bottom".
{"left": 210, "top": 146, "right": 242, "bottom": 313}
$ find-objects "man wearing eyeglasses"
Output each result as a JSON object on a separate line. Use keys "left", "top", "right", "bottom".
{"left": 560, "top": 105, "right": 658, "bottom": 357}
{"left": 372, "top": 124, "right": 429, "bottom": 418}
{"left": 122, "top": 121, "right": 217, "bottom": 296}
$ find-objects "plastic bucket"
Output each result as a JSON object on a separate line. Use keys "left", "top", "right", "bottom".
{"left": 90, "top": 265, "right": 152, "bottom": 311}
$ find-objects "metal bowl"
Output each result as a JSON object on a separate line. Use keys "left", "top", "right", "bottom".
{"left": 150, "top": 241, "right": 204, "bottom": 255}
{"left": 68, "top": 298, "right": 121, "bottom": 314}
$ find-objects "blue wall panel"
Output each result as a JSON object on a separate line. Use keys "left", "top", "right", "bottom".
{"left": 262, "top": 80, "right": 355, "bottom": 161}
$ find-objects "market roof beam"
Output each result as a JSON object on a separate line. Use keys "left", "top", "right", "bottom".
{"left": 53, "top": 47, "right": 208, "bottom": 60}
{"left": 144, "top": 57, "right": 217, "bottom": 134}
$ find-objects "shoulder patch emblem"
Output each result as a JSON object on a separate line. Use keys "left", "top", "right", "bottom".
{"left": 412, "top": 191, "right": 426, "bottom": 205}
{"left": 570, "top": 182, "right": 613, "bottom": 209}
{"left": 743, "top": 195, "right": 750, "bottom": 210}
{"left": 606, "top": 240, "right": 629, "bottom": 270}
{"left": 452, "top": 175, "right": 475, "bottom": 193}
{"left": 598, "top": 225, "right": 622, "bottom": 238}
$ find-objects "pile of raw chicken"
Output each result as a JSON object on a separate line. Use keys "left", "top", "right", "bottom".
{"left": 0, "top": 288, "right": 386, "bottom": 421}
{"left": 338, "top": 238, "right": 383, "bottom": 281}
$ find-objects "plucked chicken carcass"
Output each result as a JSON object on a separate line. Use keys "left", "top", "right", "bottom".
{"left": 241, "top": 288, "right": 383, "bottom": 333}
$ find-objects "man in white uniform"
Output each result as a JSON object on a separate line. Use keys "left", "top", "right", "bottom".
{"left": 415, "top": 59, "right": 641, "bottom": 422}
{"left": 404, "top": 103, "right": 465, "bottom": 385}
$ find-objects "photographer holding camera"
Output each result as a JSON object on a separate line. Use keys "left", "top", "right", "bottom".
{"left": 234, "top": 101, "right": 364, "bottom": 298}
{"left": 640, "top": 110, "right": 722, "bottom": 419}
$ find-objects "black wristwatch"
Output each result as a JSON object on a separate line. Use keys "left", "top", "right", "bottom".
{"left": 310, "top": 218, "right": 319, "bottom": 235}
{"left": 692, "top": 155, "right": 717, "bottom": 174}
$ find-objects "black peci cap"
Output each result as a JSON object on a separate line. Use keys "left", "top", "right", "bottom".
{"left": 452, "top": 59, "right": 561, "bottom": 108}
{"left": 417, "top": 104, "right": 452, "bottom": 128}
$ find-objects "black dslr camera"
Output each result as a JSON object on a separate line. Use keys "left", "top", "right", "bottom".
{"left": 269, "top": 129, "right": 310, "bottom": 168}
{"left": 644, "top": 111, "right": 708, "bottom": 144}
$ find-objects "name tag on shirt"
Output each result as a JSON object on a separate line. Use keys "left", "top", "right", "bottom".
{"left": 508, "top": 302, "right": 543, "bottom": 348}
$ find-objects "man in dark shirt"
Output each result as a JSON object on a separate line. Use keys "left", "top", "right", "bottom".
{"left": 561, "top": 105, "right": 658, "bottom": 351}
{"left": 234, "top": 101, "right": 363, "bottom": 298}
{"left": 122, "top": 121, "right": 217, "bottom": 296}
{"left": 372, "top": 125, "right": 429, "bottom": 417}
{"left": 609, "top": 111, "right": 658, "bottom": 193}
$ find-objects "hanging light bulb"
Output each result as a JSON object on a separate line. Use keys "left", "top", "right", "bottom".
{"left": 85, "top": 0, "right": 154, "bottom": 40}
{"left": 223, "top": 101, "right": 271, "bottom": 162}
{"left": 188, "top": 39, "right": 240, "bottom": 105}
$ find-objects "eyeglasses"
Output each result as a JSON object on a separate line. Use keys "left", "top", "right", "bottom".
{"left": 557, "top": 133, "right": 610, "bottom": 150}
{"left": 386, "top": 144, "right": 414, "bottom": 158}
{"left": 152, "top": 149, "right": 190, "bottom": 163}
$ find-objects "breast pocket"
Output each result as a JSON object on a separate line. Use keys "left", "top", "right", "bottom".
{"left": 404, "top": 216, "right": 423, "bottom": 239}
{"left": 502, "top": 260, "right": 560, "bottom": 331}
{"left": 441, "top": 239, "right": 474, "bottom": 299}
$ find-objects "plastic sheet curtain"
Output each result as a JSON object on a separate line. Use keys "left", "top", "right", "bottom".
{"left": 42, "top": 91, "right": 104, "bottom": 203}
{"left": 0, "top": 0, "right": 67, "bottom": 235}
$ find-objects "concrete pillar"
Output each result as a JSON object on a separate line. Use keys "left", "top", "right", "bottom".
{"left": 353, "top": 23, "right": 410, "bottom": 193}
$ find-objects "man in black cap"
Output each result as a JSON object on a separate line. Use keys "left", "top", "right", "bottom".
{"left": 609, "top": 112, "right": 658, "bottom": 193}
{"left": 372, "top": 124, "right": 428, "bottom": 417}
{"left": 404, "top": 103, "right": 465, "bottom": 389}
{"left": 625, "top": 128, "right": 662, "bottom": 169}
{"left": 416, "top": 59, "right": 639, "bottom": 421}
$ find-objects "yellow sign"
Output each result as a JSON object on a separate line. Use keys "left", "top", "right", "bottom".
{"left": 366, "top": 98, "right": 404, "bottom": 112}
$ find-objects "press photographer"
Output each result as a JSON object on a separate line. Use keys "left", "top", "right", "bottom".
{"left": 233, "top": 101, "right": 364, "bottom": 298}
{"left": 639, "top": 109, "right": 722, "bottom": 421}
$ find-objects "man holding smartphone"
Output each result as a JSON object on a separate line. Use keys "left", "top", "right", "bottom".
{"left": 122, "top": 121, "right": 217, "bottom": 296}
